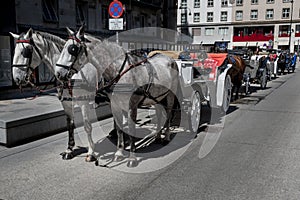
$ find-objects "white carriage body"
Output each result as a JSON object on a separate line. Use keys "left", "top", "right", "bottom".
{"left": 175, "top": 53, "right": 232, "bottom": 109}
{"left": 250, "top": 52, "right": 277, "bottom": 78}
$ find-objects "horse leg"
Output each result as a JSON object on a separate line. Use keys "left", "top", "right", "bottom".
{"left": 60, "top": 101, "right": 76, "bottom": 160}
{"left": 155, "top": 104, "right": 164, "bottom": 140}
{"left": 61, "top": 115, "right": 75, "bottom": 160}
{"left": 81, "top": 103, "right": 96, "bottom": 162}
{"left": 114, "top": 109, "right": 125, "bottom": 161}
{"left": 164, "top": 93, "right": 175, "bottom": 142}
{"left": 114, "top": 125, "right": 125, "bottom": 161}
{"left": 127, "top": 107, "right": 138, "bottom": 168}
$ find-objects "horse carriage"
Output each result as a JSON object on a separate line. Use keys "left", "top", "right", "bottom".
{"left": 10, "top": 27, "right": 234, "bottom": 167}
{"left": 171, "top": 50, "right": 233, "bottom": 133}
{"left": 266, "top": 49, "right": 279, "bottom": 78}
{"left": 277, "top": 51, "right": 296, "bottom": 74}
{"left": 242, "top": 51, "right": 270, "bottom": 94}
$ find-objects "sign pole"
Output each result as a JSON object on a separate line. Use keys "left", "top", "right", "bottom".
{"left": 116, "top": 31, "right": 119, "bottom": 44}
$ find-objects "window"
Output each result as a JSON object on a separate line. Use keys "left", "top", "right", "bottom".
{"left": 279, "top": 25, "right": 290, "bottom": 36}
{"left": 295, "top": 25, "right": 300, "bottom": 36}
{"left": 219, "top": 27, "right": 229, "bottom": 36}
{"left": 251, "top": 0, "right": 258, "bottom": 4}
{"left": 205, "top": 28, "right": 214, "bottom": 36}
{"left": 192, "top": 28, "right": 201, "bottom": 36}
{"left": 236, "top": 10, "right": 243, "bottom": 20}
{"left": 207, "top": 12, "right": 213, "bottom": 22}
{"left": 181, "top": 13, "right": 187, "bottom": 23}
{"left": 221, "top": 0, "right": 228, "bottom": 7}
{"left": 266, "top": 9, "right": 274, "bottom": 19}
{"left": 251, "top": 10, "right": 258, "bottom": 19}
{"left": 194, "top": 13, "right": 200, "bottom": 22}
{"left": 236, "top": 0, "right": 243, "bottom": 6}
{"left": 266, "top": 0, "right": 274, "bottom": 3}
{"left": 181, "top": 0, "right": 187, "bottom": 8}
{"left": 208, "top": 0, "right": 214, "bottom": 7}
{"left": 76, "top": 0, "right": 88, "bottom": 25}
{"left": 42, "top": 0, "right": 58, "bottom": 23}
{"left": 282, "top": 8, "right": 290, "bottom": 18}
{"left": 221, "top": 11, "right": 228, "bottom": 21}
{"left": 194, "top": 0, "right": 200, "bottom": 8}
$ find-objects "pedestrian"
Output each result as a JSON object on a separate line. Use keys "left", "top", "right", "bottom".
{"left": 291, "top": 52, "right": 297, "bottom": 71}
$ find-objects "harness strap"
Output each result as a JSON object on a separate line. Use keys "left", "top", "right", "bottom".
{"left": 103, "top": 54, "right": 148, "bottom": 91}
{"left": 56, "top": 63, "right": 79, "bottom": 74}
{"left": 16, "top": 39, "right": 43, "bottom": 60}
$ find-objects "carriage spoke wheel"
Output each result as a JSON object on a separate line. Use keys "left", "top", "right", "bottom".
{"left": 188, "top": 91, "right": 201, "bottom": 133}
{"left": 222, "top": 75, "right": 232, "bottom": 113}
{"left": 260, "top": 69, "right": 267, "bottom": 89}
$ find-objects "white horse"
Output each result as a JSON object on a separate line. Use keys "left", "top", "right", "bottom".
{"left": 55, "top": 26, "right": 179, "bottom": 167}
{"left": 10, "top": 28, "right": 99, "bottom": 162}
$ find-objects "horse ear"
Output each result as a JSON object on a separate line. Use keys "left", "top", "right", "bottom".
{"left": 9, "top": 32, "right": 20, "bottom": 39}
{"left": 76, "top": 25, "right": 85, "bottom": 41}
{"left": 24, "top": 28, "right": 33, "bottom": 39}
{"left": 66, "top": 27, "right": 74, "bottom": 36}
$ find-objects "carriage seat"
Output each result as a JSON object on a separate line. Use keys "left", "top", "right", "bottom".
{"left": 148, "top": 50, "right": 181, "bottom": 59}
{"left": 206, "top": 53, "right": 228, "bottom": 67}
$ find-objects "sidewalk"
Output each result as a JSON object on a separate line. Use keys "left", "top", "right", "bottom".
{"left": 0, "top": 88, "right": 111, "bottom": 146}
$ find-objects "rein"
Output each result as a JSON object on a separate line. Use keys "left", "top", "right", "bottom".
{"left": 102, "top": 53, "right": 148, "bottom": 91}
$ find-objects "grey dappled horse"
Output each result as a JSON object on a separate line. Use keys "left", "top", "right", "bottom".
{"left": 10, "top": 29, "right": 99, "bottom": 162}
{"left": 55, "top": 26, "right": 179, "bottom": 167}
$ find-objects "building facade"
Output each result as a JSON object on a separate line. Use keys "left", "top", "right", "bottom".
{"left": 177, "top": 0, "right": 300, "bottom": 52}
{"left": 0, "top": 0, "right": 177, "bottom": 88}
{"left": 177, "top": 0, "right": 235, "bottom": 50}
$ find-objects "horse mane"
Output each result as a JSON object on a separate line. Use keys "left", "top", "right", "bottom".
{"left": 102, "top": 39, "right": 126, "bottom": 56}
{"left": 34, "top": 31, "right": 65, "bottom": 51}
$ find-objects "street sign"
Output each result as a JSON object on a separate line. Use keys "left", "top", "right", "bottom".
{"left": 108, "top": 0, "right": 124, "bottom": 18}
{"left": 109, "top": 18, "right": 124, "bottom": 30}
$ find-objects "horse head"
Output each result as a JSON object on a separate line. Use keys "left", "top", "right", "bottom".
{"left": 10, "top": 28, "right": 43, "bottom": 86}
{"left": 55, "top": 25, "right": 89, "bottom": 82}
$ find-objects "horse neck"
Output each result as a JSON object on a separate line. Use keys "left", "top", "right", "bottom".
{"left": 33, "top": 33, "right": 62, "bottom": 74}
{"left": 87, "top": 41, "right": 125, "bottom": 81}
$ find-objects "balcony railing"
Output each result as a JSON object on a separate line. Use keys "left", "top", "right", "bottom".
{"left": 233, "top": 33, "right": 274, "bottom": 42}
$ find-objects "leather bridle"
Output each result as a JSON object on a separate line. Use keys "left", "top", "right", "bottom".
{"left": 12, "top": 38, "right": 43, "bottom": 82}
{"left": 56, "top": 36, "right": 87, "bottom": 79}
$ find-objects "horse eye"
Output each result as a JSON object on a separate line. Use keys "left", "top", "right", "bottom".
{"left": 68, "top": 45, "right": 79, "bottom": 56}
{"left": 21, "top": 46, "right": 33, "bottom": 58}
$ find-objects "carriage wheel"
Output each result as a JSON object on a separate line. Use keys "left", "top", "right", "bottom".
{"left": 188, "top": 91, "right": 201, "bottom": 133}
{"left": 222, "top": 75, "right": 232, "bottom": 113}
{"left": 260, "top": 69, "right": 267, "bottom": 89}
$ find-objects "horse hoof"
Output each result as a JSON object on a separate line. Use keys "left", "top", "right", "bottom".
{"left": 127, "top": 158, "right": 138, "bottom": 168}
{"left": 85, "top": 155, "right": 97, "bottom": 162}
{"left": 61, "top": 152, "right": 74, "bottom": 160}
{"left": 114, "top": 155, "right": 125, "bottom": 162}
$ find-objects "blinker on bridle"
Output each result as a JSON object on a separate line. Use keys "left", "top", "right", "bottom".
{"left": 56, "top": 35, "right": 88, "bottom": 78}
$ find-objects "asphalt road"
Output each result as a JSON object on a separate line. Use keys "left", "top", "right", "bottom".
{"left": 1, "top": 69, "right": 300, "bottom": 200}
